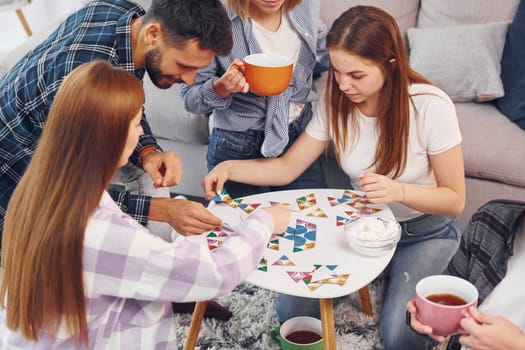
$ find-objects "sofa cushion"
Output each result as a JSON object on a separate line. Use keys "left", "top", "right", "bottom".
{"left": 407, "top": 22, "right": 510, "bottom": 102}
{"left": 319, "top": 0, "right": 419, "bottom": 37}
{"left": 417, "top": 0, "right": 519, "bottom": 27}
{"left": 143, "top": 74, "right": 210, "bottom": 145}
{"left": 456, "top": 102, "right": 525, "bottom": 187}
{"left": 496, "top": 0, "right": 525, "bottom": 131}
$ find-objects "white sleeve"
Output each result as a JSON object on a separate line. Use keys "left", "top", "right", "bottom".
{"left": 421, "top": 93, "right": 462, "bottom": 155}
{"left": 305, "top": 97, "right": 331, "bottom": 142}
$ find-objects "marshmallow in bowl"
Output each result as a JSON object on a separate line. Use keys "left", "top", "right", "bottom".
{"left": 346, "top": 217, "right": 400, "bottom": 242}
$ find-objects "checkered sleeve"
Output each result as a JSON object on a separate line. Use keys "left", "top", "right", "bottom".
{"left": 107, "top": 187, "right": 151, "bottom": 226}
{"left": 84, "top": 199, "right": 274, "bottom": 302}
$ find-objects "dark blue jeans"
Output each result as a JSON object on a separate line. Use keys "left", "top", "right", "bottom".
{"left": 207, "top": 103, "right": 326, "bottom": 199}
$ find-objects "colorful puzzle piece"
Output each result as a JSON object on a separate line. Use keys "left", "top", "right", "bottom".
{"left": 285, "top": 264, "right": 350, "bottom": 291}
{"left": 256, "top": 257, "right": 268, "bottom": 272}
{"left": 212, "top": 188, "right": 242, "bottom": 208}
{"left": 238, "top": 202, "right": 261, "bottom": 214}
{"left": 292, "top": 219, "right": 317, "bottom": 252}
{"left": 336, "top": 212, "right": 361, "bottom": 226}
{"left": 304, "top": 273, "right": 350, "bottom": 291}
{"left": 327, "top": 190, "right": 360, "bottom": 206}
{"left": 306, "top": 207, "right": 328, "bottom": 218}
{"left": 296, "top": 193, "right": 317, "bottom": 210}
{"left": 205, "top": 229, "right": 230, "bottom": 250}
{"left": 272, "top": 255, "right": 296, "bottom": 266}
{"left": 206, "top": 238, "right": 222, "bottom": 250}
{"left": 348, "top": 197, "right": 372, "bottom": 207}
{"left": 287, "top": 270, "right": 313, "bottom": 283}
{"left": 347, "top": 203, "right": 382, "bottom": 216}
{"left": 267, "top": 237, "right": 280, "bottom": 251}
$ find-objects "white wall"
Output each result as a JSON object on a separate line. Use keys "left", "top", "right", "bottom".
{"left": 0, "top": 0, "right": 83, "bottom": 58}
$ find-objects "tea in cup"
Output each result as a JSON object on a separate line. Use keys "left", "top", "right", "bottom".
{"left": 270, "top": 316, "right": 323, "bottom": 350}
{"left": 237, "top": 53, "right": 293, "bottom": 96}
{"left": 415, "top": 275, "right": 478, "bottom": 336}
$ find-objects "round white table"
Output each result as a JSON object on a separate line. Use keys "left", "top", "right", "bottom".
{"left": 185, "top": 188, "right": 397, "bottom": 350}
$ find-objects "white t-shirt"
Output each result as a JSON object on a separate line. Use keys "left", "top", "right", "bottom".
{"left": 252, "top": 12, "right": 304, "bottom": 122}
{"left": 306, "top": 84, "right": 462, "bottom": 221}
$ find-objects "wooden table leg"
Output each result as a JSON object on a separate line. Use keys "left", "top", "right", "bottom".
{"left": 319, "top": 298, "right": 336, "bottom": 350}
{"left": 358, "top": 285, "right": 373, "bottom": 316}
{"left": 184, "top": 301, "right": 207, "bottom": 350}
{"left": 15, "top": 8, "right": 32, "bottom": 37}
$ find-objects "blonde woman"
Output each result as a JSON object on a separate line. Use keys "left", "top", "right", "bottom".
{"left": 181, "top": 0, "right": 329, "bottom": 199}
{"left": 0, "top": 61, "right": 289, "bottom": 349}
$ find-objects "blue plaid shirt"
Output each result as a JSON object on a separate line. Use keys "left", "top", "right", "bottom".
{"left": 0, "top": 0, "right": 160, "bottom": 235}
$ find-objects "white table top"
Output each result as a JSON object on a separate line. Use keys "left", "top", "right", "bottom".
{"left": 204, "top": 188, "right": 397, "bottom": 299}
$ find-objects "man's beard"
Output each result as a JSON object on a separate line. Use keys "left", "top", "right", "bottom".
{"left": 145, "top": 47, "right": 182, "bottom": 89}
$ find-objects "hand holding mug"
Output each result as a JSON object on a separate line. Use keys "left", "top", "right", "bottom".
{"left": 232, "top": 53, "right": 293, "bottom": 96}
{"left": 414, "top": 275, "right": 479, "bottom": 337}
{"left": 213, "top": 59, "right": 250, "bottom": 98}
{"left": 458, "top": 306, "right": 525, "bottom": 350}
{"left": 406, "top": 299, "right": 448, "bottom": 343}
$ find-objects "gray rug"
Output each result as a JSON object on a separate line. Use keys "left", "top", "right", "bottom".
{"left": 173, "top": 276, "right": 387, "bottom": 350}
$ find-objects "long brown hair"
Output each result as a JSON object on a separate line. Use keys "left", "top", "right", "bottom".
{"left": 225, "top": 0, "right": 302, "bottom": 22}
{"left": 326, "top": 5, "right": 430, "bottom": 178}
{"left": 0, "top": 61, "right": 144, "bottom": 345}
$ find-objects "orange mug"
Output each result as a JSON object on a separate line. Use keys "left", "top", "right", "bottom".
{"left": 236, "top": 53, "right": 293, "bottom": 96}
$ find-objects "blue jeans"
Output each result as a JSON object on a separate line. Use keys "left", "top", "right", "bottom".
{"left": 275, "top": 214, "right": 460, "bottom": 350}
{"left": 207, "top": 103, "right": 326, "bottom": 199}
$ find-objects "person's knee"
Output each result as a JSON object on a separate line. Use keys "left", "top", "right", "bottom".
{"left": 380, "top": 317, "right": 435, "bottom": 350}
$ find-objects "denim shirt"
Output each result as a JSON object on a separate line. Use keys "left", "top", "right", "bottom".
{"left": 181, "top": 0, "right": 328, "bottom": 157}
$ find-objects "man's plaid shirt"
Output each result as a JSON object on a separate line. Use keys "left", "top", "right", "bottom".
{"left": 0, "top": 0, "right": 161, "bottom": 236}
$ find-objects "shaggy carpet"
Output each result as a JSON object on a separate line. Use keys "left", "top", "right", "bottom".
{"left": 173, "top": 276, "right": 388, "bottom": 350}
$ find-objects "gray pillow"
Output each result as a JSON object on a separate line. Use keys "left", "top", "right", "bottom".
{"left": 407, "top": 22, "right": 510, "bottom": 102}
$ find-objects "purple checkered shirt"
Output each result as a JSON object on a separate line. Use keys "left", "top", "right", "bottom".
{"left": 0, "top": 191, "right": 274, "bottom": 349}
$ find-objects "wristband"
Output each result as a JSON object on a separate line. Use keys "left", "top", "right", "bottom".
{"left": 138, "top": 146, "right": 160, "bottom": 165}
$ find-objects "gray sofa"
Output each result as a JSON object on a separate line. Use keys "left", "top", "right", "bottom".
{"left": 146, "top": 0, "right": 525, "bottom": 229}
{"left": 2, "top": 0, "right": 524, "bottom": 231}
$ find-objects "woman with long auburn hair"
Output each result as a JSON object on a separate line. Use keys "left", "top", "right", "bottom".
{"left": 202, "top": 6, "right": 465, "bottom": 349}
{"left": 0, "top": 60, "right": 290, "bottom": 349}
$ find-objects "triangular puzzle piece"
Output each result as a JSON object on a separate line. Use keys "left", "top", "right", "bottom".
{"left": 267, "top": 238, "right": 280, "bottom": 251}
{"left": 206, "top": 238, "right": 222, "bottom": 251}
{"left": 256, "top": 257, "right": 268, "bottom": 272}
{"left": 272, "top": 255, "right": 296, "bottom": 266}
{"left": 212, "top": 188, "right": 243, "bottom": 208}
{"left": 296, "top": 193, "right": 317, "bottom": 210}
{"left": 287, "top": 270, "right": 313, "bottom": 283}
{"left": 306, "top": 207, "right": 328, "bottom": 218}
{"left": 238, "top": 202, "right": 261, "bottom": 214}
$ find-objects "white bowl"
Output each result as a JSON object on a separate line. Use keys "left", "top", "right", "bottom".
{"left": 345, "top": 217, "right": 401, "bottom": 256}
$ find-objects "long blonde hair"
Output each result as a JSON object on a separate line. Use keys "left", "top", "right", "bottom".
{"left": 0, "top": 61, "right": 144, "bottom": 345}
{"left": 326, "top": 6, "right": 430, "bottom": 178}
{"left": 225, "top": 0, "right": 302, "bottom": 21}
